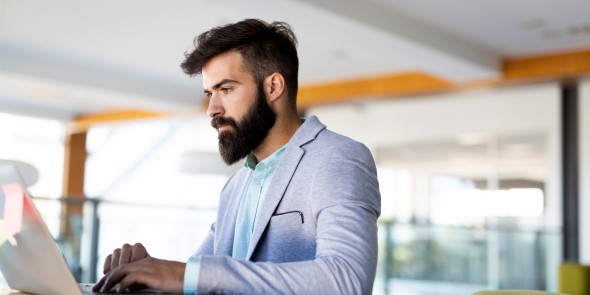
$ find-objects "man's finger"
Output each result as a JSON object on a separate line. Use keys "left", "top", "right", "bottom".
{"left": 117, "top": 271, "right": 149, "bottom": 293}
{"left": 99, "top": 265, "right": 130, "bottom": 293}
{"left": 120, "top": 243, "right": 132, "bottom": 266}
{"left": 102, "top": 254, "right": 112, "bottom": 274}
{"left": 92, "top": 274, "right": 107, "bottom": 292}
{"left": 131, "top": 243, "right": 149, "bottom": 261}
{"left": 111, "top": 248, "right": 122, "bottom": 270}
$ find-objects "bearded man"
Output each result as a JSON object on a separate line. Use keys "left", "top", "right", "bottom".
{"left": 95, "top": 19, "right": 381, "bottom": 295}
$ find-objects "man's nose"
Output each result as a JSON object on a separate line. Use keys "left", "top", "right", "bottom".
{"left": 207, "top": 94, "right": 223, "bottom": 118}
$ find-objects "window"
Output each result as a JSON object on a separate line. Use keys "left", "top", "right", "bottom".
{"left": 308, "top": 83, "right": 562, "bottom": 294}
{"left": 0, "top": 112, "right": 64, "bottom": 286}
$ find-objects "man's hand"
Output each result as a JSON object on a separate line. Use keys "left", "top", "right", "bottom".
{"left": 101, "top": 243, "right": 150, "bottom": 274}
{"left": 93, "top": 257, "right": 186, "bottom": 294}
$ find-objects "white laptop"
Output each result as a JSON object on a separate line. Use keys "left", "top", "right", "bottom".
{"left": 0, "top": 164, "right": 177, "bottom": 295}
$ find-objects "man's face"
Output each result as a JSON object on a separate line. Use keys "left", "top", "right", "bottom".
{"left": 203, "top": 51, "right": 277, "bottom": 165}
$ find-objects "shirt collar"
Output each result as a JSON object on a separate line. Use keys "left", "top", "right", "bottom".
{"left": 243, "top": 145, "right": 286, "bottom": 171}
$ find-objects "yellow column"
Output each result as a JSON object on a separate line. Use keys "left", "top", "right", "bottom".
{"left": 60, "top": 130, "right": 87, "bottom": 240}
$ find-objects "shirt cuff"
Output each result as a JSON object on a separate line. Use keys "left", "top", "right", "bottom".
{"left": 183, "top": 255, "right": 201, "bottom": 295}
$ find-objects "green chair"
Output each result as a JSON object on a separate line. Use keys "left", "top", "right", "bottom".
{"left": 558, "top": 263, "right": 590, "bottom": 295}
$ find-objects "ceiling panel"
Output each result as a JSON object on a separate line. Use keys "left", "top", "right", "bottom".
{"left": 0, "top": 0, "right": 589, "bottom": 121}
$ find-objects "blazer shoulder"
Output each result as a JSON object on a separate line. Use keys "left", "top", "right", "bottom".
{"left": 296, "top": 116, "right": 371, "bottom": 154}
{"left": 314, "top": 128, "right": 374, "bottom": 159}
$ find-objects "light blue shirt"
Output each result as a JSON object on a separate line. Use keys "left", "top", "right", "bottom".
{"left": 183, "top": 146, "right": 286, "bottom": 294}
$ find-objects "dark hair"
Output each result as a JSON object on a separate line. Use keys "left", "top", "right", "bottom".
{"left": 181, "top": 19, "right": 299, "bottom": 108}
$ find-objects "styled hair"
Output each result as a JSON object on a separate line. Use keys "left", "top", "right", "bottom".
{"left": 181, "top": 19, "right": 299, "bottom": 108}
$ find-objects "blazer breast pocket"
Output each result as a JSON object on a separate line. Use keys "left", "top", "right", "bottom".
{"left": 269, "top": 210, "right": 304, "bottom": 229}
{"left": 261, "top": 210, "right": 311, "bottom": 262}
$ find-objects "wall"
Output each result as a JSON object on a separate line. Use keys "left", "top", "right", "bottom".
{"left": 307, "top": 82, "right": 562, "bottom": 228}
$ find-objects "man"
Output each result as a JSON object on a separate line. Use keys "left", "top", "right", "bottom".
{"left": 94, "top": 19, "right": 381, "bottom": 295}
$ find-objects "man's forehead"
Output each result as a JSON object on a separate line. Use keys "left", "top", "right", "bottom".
{"left": 202, "top": 52, "right": 252, "bottom": 88}
{"left": 202, "top": 74, "right": 241, "bottom": 90}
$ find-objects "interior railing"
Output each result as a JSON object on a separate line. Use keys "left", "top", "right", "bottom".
{"left": 10, "top": 197, "right": 561, "bottom": 295}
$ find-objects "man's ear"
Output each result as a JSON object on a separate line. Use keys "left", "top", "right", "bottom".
{"left": 264, "top": 73, "right": 286, "bottom": 102}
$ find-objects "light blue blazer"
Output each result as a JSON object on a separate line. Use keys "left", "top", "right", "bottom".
{"left": 194, "top": 116, "right": 381, "bottom": 294}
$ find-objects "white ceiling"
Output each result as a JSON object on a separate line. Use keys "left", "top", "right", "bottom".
{"left": 1, "top": 0, "right": 590, "bottom": 121}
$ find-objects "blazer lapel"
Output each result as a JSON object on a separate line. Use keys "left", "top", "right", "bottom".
{"left": 246, "top": 145, "right": 304, "bottom": 259}
{"left": 245, "top": 116, "right": 326, "bottom": 260}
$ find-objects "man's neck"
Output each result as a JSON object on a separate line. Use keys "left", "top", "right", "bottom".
{"left": 251, "top": 114, "right": 302, "bottom": 162}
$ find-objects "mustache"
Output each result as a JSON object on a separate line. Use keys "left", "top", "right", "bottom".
{"left": 211, "top": 116, "right": 238, "bottom": 130}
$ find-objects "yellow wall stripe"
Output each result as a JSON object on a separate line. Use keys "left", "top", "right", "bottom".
{"left": 297, "top": 72, "right": 452, "bottom": 109}
{"left": 503, "top": 47, "right": 590, "bottom": 80}
{"left": 70, "top": 109, "right": 166, "bottom": 133}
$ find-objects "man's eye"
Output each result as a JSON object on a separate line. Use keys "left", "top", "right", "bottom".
{"left": 205, "top": 92, "right": 212, "bottom": 98}
{"left": 221, "top": 88, "right": 232, "bottom": 93}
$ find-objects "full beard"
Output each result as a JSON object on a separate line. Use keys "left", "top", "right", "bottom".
{"left": 211, "top": 84, "right": 277, "bottom": 165}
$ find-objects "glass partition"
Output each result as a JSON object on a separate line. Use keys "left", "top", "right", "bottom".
{"left": 373, "top": 132, "right": 560, "bottom": 294}
{"left": 308, "top": 83, "right": 562, "bottom": 294}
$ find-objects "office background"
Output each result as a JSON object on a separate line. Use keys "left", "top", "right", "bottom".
{"left": 1, "top": 1, "right": 590, "bottom": 294}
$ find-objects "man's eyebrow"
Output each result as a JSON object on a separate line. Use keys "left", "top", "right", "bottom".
{"left": 204, "top": 79, "right": 241, "bottom": 92}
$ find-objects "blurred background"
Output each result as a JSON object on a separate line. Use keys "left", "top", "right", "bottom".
{"left": 1, "top": 1, "right": 590, "bottom": 294}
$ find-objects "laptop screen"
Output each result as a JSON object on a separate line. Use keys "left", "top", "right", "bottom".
{"left": 0, "top": 164, "right": 82, "bottom": 294}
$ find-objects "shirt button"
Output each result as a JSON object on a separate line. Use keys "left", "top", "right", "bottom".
{"left": 256, "top": 181, "right": 261, "bottom": 186}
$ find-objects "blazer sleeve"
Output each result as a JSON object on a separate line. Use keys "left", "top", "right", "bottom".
{"left": 193, "top": 141, "right": 381, "bottom": 295}
{"left": 193, "top": 222, "right": 215, "bottom": 256}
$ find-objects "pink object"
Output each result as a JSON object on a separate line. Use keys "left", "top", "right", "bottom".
{"left": 1, "top": 182, "right": 24, "bottom": 246}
